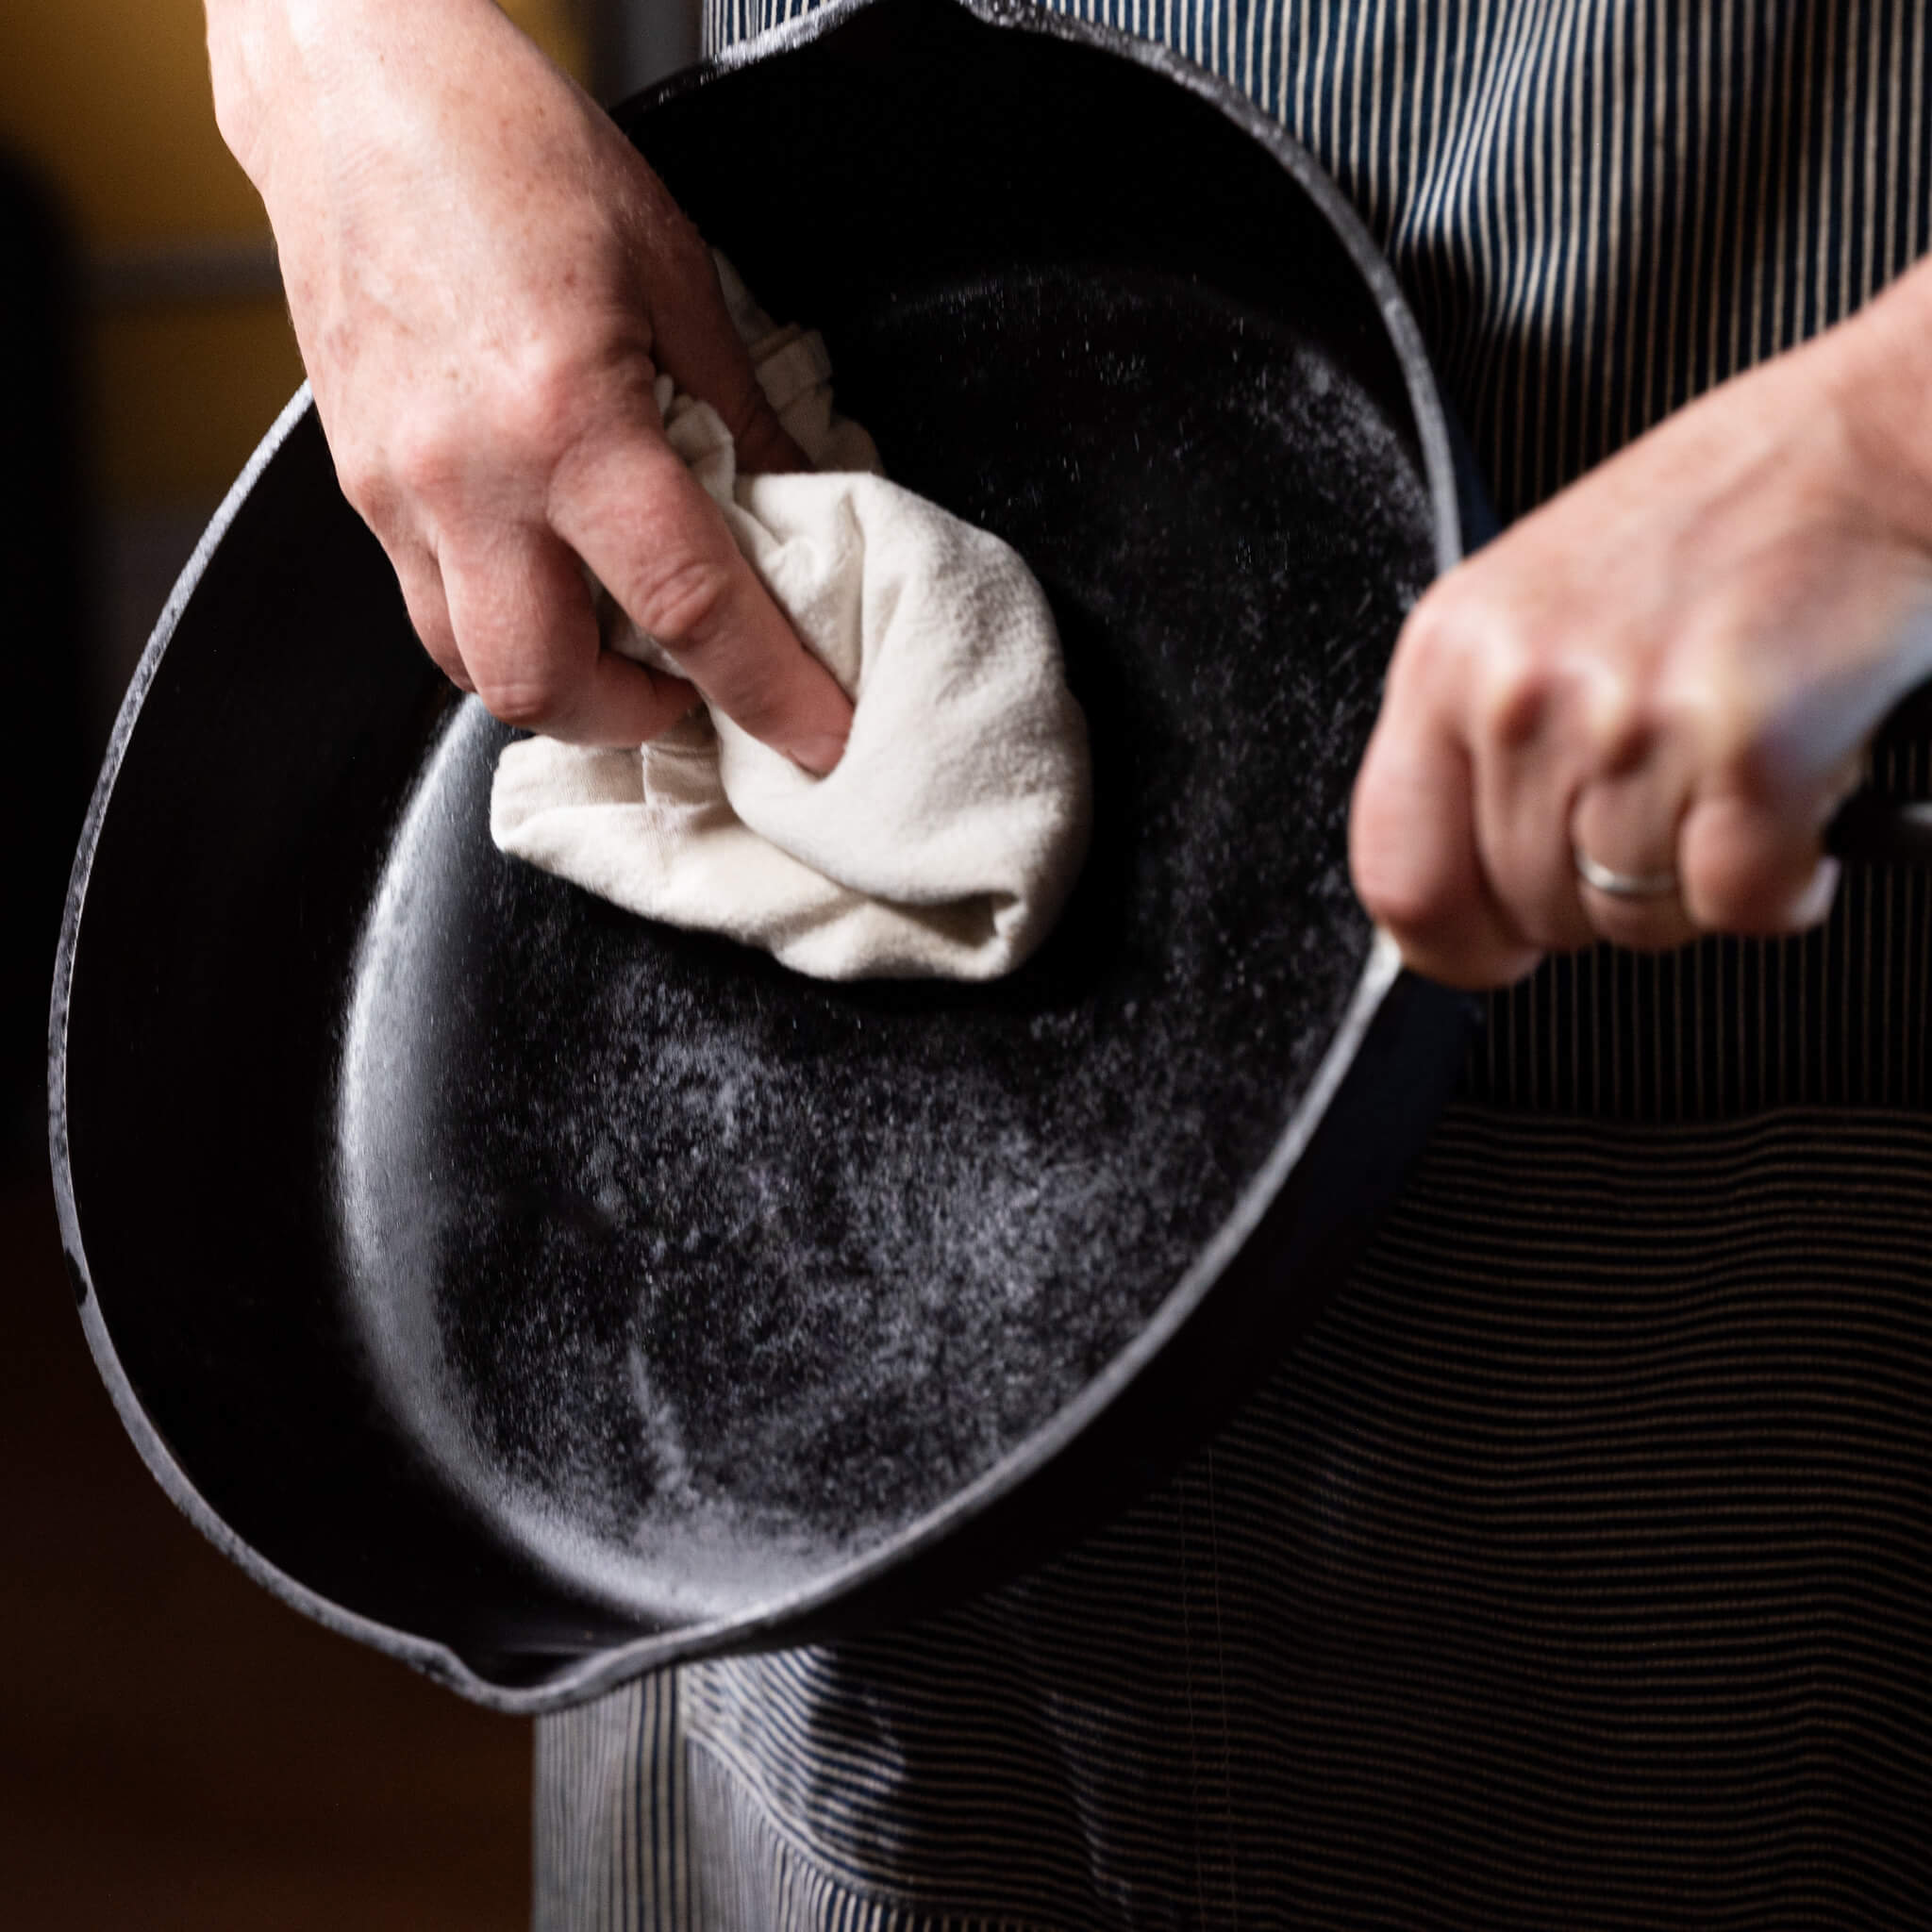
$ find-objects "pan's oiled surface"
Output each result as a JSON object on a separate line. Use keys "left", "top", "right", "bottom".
{"left": 339, "top": 265, "right": 1434, "bottom": 1621}
{"left": 58, "top": 0, "right": 1471, "bottom": 1700}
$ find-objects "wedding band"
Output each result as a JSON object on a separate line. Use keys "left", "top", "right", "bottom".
{"left": 1573, "top": 846, "right": 1680, "bottom": 900}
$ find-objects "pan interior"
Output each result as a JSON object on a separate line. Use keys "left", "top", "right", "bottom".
{"left": 337, "top": 261, "right": 1434, "bottom": 1623}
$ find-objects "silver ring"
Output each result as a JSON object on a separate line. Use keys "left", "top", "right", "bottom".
{"left": 1574, "top": 846, "right": 1680, "bottom": 900}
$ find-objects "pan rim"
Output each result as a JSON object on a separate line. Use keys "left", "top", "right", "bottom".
{"left": 48, "top": 0, "right": 1469, "bottom": 1714}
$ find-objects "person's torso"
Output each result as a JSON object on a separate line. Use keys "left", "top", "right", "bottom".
{"left": 702, "top": 0, "right": 1932, "bottom": 1120}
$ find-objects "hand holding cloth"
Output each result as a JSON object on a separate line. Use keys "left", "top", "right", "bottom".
{"left": 491, "top": 263, "right": 1091, "bottom": 981}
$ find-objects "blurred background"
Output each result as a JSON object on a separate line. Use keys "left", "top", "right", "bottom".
{"left": 1, "top": 3, "right": 695, "bottom": 1924}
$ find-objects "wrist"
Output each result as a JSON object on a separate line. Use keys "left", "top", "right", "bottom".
{"left": 204, "top": 0, "right": 507, "bottom": 186}
{"left": 204, "top": 0, "right": 292, "bottom": 180}
{"left": 1824, "top": 255, "right": 1932, "bottom": 547}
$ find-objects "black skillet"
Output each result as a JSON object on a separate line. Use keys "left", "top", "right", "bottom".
{"left": 54, "top": 0, "right": 1485, "bottom": 1712}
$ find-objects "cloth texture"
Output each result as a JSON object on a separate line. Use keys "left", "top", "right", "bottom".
{"left": 491, "top": 262, "right": 1091, "bottom": 982}
{"left": 532, "top": 2, "right": 1932, "bottom": 1926}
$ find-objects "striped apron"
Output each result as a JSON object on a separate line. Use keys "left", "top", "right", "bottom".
{"left": 536, "top": 6, "right": 1932, "bottom": 1924}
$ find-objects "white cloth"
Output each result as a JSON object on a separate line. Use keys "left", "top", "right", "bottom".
{"left": 489, "top": 262, "right": 1091, "bottom": 981}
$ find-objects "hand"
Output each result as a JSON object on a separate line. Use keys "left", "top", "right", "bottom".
{"left": 206, "top": 0, "right": 853, "bottom": 766}
{"left": 1351, "top": 258, "right": 1932, "bottom": 989}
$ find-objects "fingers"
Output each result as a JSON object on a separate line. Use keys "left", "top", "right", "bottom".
{"left": 437, "top": 523, "right": 701, "bottom": 746}
{"left": 371, "top": 291, "right": 837, "bottom": 756}
{"left": 388, "top": 449, "right": 844, "bottom": 760}
{"left": 1568, "top": 705, "right": 1843, "bottom": 947}
{"left": 1568, "top": 752, "right": 1702, "bottom": 953}
{"left": 642, "top": 217, "right": 810, "bottom": 477}
{"left": 1678, "top": 791, "right": 1840, "bottom": 936}
{"left": 554, "top": 423, "right": 853, "bottom": 772}
{"left": 1470, "top": 641, "right": 1599, "bottom": 955}
{"left": 391, "top": 541, "right": 470, "bottom": 691}
{"left": 1353, "top": 590, "right": 1843, "bottom": 991}
{"left": 1341, "top": 305, "right": 1932, "bottom": 987}
{"left": 1351, "top": 673, "right": 1543, "bottom": 991}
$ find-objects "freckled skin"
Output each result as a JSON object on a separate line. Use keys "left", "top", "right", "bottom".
{"left": 205, "top": 0, "right": 853, "bottom": 771}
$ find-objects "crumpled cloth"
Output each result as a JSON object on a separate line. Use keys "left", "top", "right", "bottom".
{"left": 489, "top": 260, "right": 1091, "bottom": 982}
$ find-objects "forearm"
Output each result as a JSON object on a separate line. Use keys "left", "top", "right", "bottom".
{"left": 204, "top": 0, "right": 519, "bottom": 188}
{"left": 1815, "top": 250, "right": 1932, "bottom": 548}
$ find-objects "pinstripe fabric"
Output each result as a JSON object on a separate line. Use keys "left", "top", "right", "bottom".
{"left": 539, "top": 1111, "right": 1932, "bottom": 1930}
{"left": 531, "top": 4, "right": 1932, "bottom": 1925}
{"left": 537, "top": 1669, "right": 693, "bottom": 1929}
{"left": 1479, "top": 735, "right": 1932, "bottom": 1118}
{"left": 704, "top": 0, "right": 1930, "bottom": 523}
{"left": 694, "top": 0, "right": 1932, "bottom": 1120}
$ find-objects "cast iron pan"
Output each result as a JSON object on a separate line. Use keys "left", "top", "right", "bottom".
{"left": 52, "top": 0, "right": 1485, "bottom": 1711}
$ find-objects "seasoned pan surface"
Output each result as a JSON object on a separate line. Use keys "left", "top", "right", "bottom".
{"left": 54, "top": 0, "right": 1474, "bottom": 1709}
{"left": 341, "top": 262, "right": 1434, "bottom": 1617}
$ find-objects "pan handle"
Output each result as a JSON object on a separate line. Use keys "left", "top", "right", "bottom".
{"left": 1825, "top": 791, "right": 1932, "bottom": 865}
{"left": 1820, "top": 681, "right": 1932, "bottom": 865}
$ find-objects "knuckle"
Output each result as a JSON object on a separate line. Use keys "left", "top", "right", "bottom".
{"left": 1351, "top": 841, "right": 1466, "bottom": 944}
{"left": 628, "top": 550, "right": 734, "bottom": 650}
{"left": 498, "top": 322, "right": 655, "bottom": 457}
{"left": 1586, "top": 677, "right": 1657, "bottom": 775}
{"left": 334, "top": 447, "right": 394, "bottom": 524}
{"left": 1667, "top": 623, "right": 1772, "bottom": 782}
{"left": 496, "top": 344, "right": 595, "bottom": 457}
{"left": 387, "top": 417, "right": 463, "bottom": 504}
{"left": 1392, "top": 593, "right": 1465, "bottom": 685}
{"left": 1399, "top": 586, "right": 1543, "bottom": 736}
{"left": 1477, "top": 641, "right": 1557, "bottom": 749}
